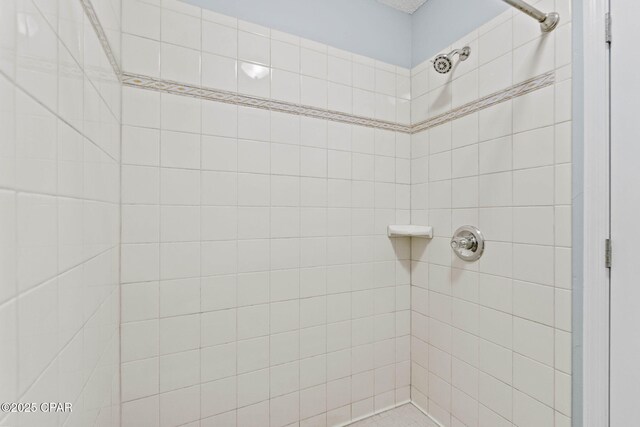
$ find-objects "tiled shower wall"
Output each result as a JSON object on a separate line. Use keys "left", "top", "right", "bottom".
{"left": 0, "top": 0, "right": 121, "bottom": 425}
{"left": 119, "top": 2, "right": 413, "bottom": 426}
{"left": 409, "top": 1, "right": 573, "bottom": 427}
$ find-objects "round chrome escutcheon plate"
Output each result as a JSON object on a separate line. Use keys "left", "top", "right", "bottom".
{"left": 450, "top": 225, "right": 485, "bottom": 262}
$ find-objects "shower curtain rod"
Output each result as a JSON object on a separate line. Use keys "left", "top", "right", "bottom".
{"left": 501, "top": 0, "right": 560, "bottom": 32}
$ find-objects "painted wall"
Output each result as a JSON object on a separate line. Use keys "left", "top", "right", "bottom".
{"left": 412, "top": 0, "right": 509, "bottom": 65}
{"left": 184, "top": 0, "right": 413, "bottom": 67}
{"left": 185, "top": 0, "right": 512, "bottom": 68}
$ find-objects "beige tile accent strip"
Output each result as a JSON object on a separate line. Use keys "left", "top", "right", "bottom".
{"left": 121, "top": 71, "right": 555, "bottom": 134}
{"left": 81, "top": 0, "right": 555, "bottom": 134}
{"left": 411, "top": 71, "right": 556, "bottom": 133}
{"left": 121, "top": 72, "right": 412, "bottom": 133}
{"left": 79, "top": 0, "right": 121, "bottom": 78}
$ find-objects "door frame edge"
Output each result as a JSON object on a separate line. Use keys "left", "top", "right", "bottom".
{"left": 579, "top": 0, "right": 611, "bottom": 425}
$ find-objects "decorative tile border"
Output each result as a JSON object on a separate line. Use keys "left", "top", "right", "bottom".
{"left": 121, "top": 71, "right": 555, "bottom": 134}
{"left": 79, "top": 0, "right": 121, "bottom": 78}
{"left": 121, "top": 72, "right": 412, "bottom": 133}
{"left": 81, "top": 0, "right": 555, "bottom": 134}
{"left": 411, "top": 71, "right": 556, "bottom": 133}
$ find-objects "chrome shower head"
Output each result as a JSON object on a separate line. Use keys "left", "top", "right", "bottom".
{"left": 433, "top": 55, "right": 453, "bottom": 74}
{"left": 432, "top": 46, "right": 471, "bottom": 74}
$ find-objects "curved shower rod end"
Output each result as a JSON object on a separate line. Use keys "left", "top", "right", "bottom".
{"left": 501, "top": 0, "right": 559, "bottom": 32}
{"left": 540, "top": 11, "right": 560, "bottom": 32}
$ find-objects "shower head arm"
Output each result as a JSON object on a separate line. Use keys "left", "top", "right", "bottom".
{"left": 431, "top": 46, "right": 471, "bottom": 74}
{"left": 447, "top": 46, "right": 471, "bottom": 61}
{"left": 430, "top": 46, "right": 471, "bottom": 65}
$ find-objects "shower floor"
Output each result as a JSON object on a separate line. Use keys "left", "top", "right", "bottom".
{"left": 347, "top": 403, "right": 439, "bottom": 426}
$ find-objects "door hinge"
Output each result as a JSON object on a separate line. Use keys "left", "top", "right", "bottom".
{"left": 605, "top": 13, "right": 612, "bottom": 44}
{"left": 605, "top": 238, "right": 612, "bottom": 268}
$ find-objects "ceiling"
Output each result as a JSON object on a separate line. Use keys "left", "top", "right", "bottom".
{"left": 377, "top": 0, "right": 428, "bottom": 14}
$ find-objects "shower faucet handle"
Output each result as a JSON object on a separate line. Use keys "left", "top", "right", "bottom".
{"left": 450, "top": 235, "right": 475, "bottom": 250}
{"left": 450, "top": 226, "right": 485, "bottom": 262}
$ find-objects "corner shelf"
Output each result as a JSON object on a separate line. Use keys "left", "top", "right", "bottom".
{"left": 387, "top": 225, "right": 434, "bottom": 238}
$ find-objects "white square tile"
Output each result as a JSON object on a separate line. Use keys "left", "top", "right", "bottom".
{"left": 160, "top": 277, "right": 200, "bottom": 320}
{"left": 301, "top": 76, "right": 328, "bottom": 109}
{"left": 161, "top": 130, "right": 200, "bottom": 169}
{"left": 202, "top": 21, "right": 237, "bottom": 57}
{"left": 122, "top": 34, "right": 160, "bottom": 77}
{"left": 123, "top": 0, "right": 161, "bottom": 40}
{"left": 160, "top": 168, "right": 200, "bottom": 205}
{"left": 513, "top": 166, "right": 554, "bottom": 206}
{"left": 238, "top": 31, "right": 270, "bottom": 65}
{"left": 270, "top": 392, "right": 300, "bottom": 427}
{"left": 513, "top": 126, "right": 555, "bottom": 169}
{"left": 479, "top": 136, "right": 512, "bottom": 174}
{"left": 201, "top": 309, "right": 236, "bottom": 347}
{"left": 513, "top": 243, "right": 554, "bottom": 286}
{"left": 238, "top": 62, "right": 271, "bottom": 97}
{"left": 237, "top": 369, "right": 269, "bottom": 407}
{"left": 201, "top": 342, "right": 236, "bottom": 382}
{"left": 478, "top": 20, "right": 513, "bottom": 65}
{"left": 513, "top": 206, "right": 554, "bottom": 245}
{"left": 159, "top": 385, "right": 200, "bottom": 427}
{"left": 122, "top": 396, "right": 159, "bottom": 427}
{"left": 452, "top": 144, "right": 478, "bottom": 179}
{"left": 301, "top": 48, "right": 327, "bottom": 79}
{"left": 328, "top": 55, "right": 352, "bottom": 85}
{"left": 452, "top": 113, "right": 478, "bottom": 149}
{"left": 271, "top": 40, "right": 300, "bottom": 72}
{"left": 238, "top": 106, "right": 270, "bottom": 141}
{"left": 122, "top": 282, "right": 159, "bottom": 322}
{"left": 328, "top": 82, "right": 353, "bottom": 113}
{"left": 513, "top": 317, "right": 554, "bottom": 366}
{"left": 160, "top": 314, "right": 200, "bottom": 354}
{"left": 479, "top": 101, "right": 512, "bottom": 142}
{"left": 201, "top": 171, "right": 237, "bottom": 206}
{"left": 202, "top": 53, "right": 237, "bottom": 92}
{"left": 271, "top": 143, "right": 300, "bottom": 176}
{"left": 513, "top": 34, "right": 555, "bottom": 83}
{"left": 513, "top": 86, "right": 554, "bottom": 133}
{"left": 201, "top": 135, "right": 237, "bottom": 171}
{"left": 237, "top": 401, "right": 269, "bottom": 426}
{"left": 122, "top": 320, "right": 159, "bottom": 362}
{"left": 202, "top": 101, "right": 238, "bottom": 137}
{"left": 479, "top": 172, "right": 512, "bottom": 207}
{"left": 122, "top": 358, "right": 159, "bottom": 401}
{"left": 160, "top": 350, "right": 199, "bottom": 392}
{"left": 238, "top": 304, "right": 269, "bottom": 339}
{"left": 237, "top": 336, "right": 270, "bottom": 373}
{"left": 123, "top": 87, "right": 161, "bottom": 128}
{"left": 513, "top": 390, "right": 554, "bottom": 427}
{"left": 478, "top": 53, "right": 513, "bottom": 97}
{"left": 122, "top": 165, "right": 160, "bottom": 204}
{"left": 201, "top": 274, "right": 236, "bottom": 312}
{"left": 161, "top": 9, "right": 201, "bottom": 49}
{"left": 452, "top": 71, "right": 479, "bottom": 108}
{"left": 513, "top": 280, "right": 554, "bottom": 325}
{"left": 161, "top": 93, "right": 201, "bottom": 133}
{"left": 160, "top": 43, "right": 201, "bottom": 86}
{"left": 238, "top": 139, "right": 270, "bottom": 173}
{"left": 513, "top": 353, "right": 554, "bottom": 407}
{"left": 123, "top": 126, "right": 160, "bottom": 166}
{"left": 271, "top": 69, "right": 301, "bottom": 103}
{"left": 201, "top": 377, "right": 236, "bottom": 418}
